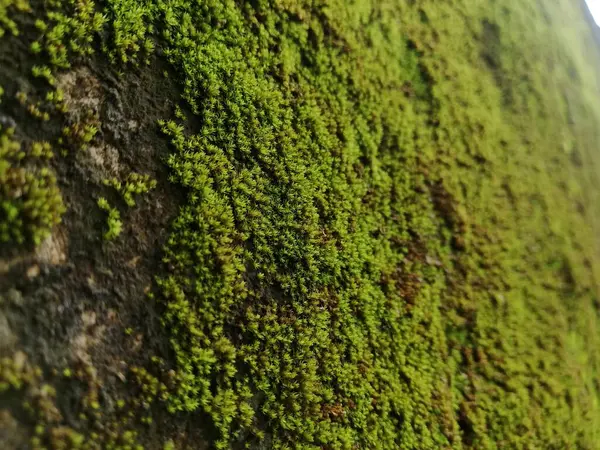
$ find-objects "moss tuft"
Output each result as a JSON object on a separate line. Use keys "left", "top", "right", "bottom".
{"left": 98, "top": 197, "right": 122, "bottom": 240}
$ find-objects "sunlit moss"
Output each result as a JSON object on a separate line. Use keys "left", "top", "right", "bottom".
{"left": 0, "top": 0, "right": 29, "bottom": 37}
{"left": 103, "top": 173, "right": 157, "bottom": 207}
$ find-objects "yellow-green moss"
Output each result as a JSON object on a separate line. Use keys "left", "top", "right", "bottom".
{"left": 150, "top": 0, "right": 600, "bottom": 447}
{"left": 0, "top": 127, "right": 64, "bottom": 246}
{"left": 0, "top": 0, "right": 29, "bottom": 37}
{"left": 2, "top": 0, "right": 600, "bottom": 448}
{"left": 98, "top": 197, "right": 122, "bottom": 240}
{"left": 103, "top": 173, "right": 156, "bottom": 207}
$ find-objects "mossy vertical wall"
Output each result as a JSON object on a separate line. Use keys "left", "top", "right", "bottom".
{"left": 1, "top": 0, "right": 600, "bottom": 448}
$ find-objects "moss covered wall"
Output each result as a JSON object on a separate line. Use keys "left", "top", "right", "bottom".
{"left": 1, "top": 0, "right": 600, "bottom": 449}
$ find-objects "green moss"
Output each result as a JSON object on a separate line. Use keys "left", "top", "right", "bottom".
{"left": 66, "top": 0, "right": 599, "bottom": 447}
{"left": 103, "top": 173, "right": 156, "bottom": 207}
{"left": 143, "top": 0, "right": 450, "bottom": 446}
{"left": 150, "top": 0, "right": 600, "bottom": 447}
{"left": 31, "top": 65, "right": 57, "bottom": 86}
{"left": 0, "top": 127, "right": 64, "bottom": 246}
{"left": 98, "top": 197, "right": 122, "bottom": 240}
{"left": 36, "top": 0, "right": 105, "bottom": 68}
{"left": 0, "top": 0, "right": 29, "bottom": 37}
{"left": 31, "top": 141, "right": 54, "bottom": 159}
{"left": 103, "top": 0, "right": 154, "bottom": 64}
{"left": 30, "top": 40, "right": 41, "bottom": 54}
{"left": 61, "top": 112, "right": 99, "bottom": 151}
